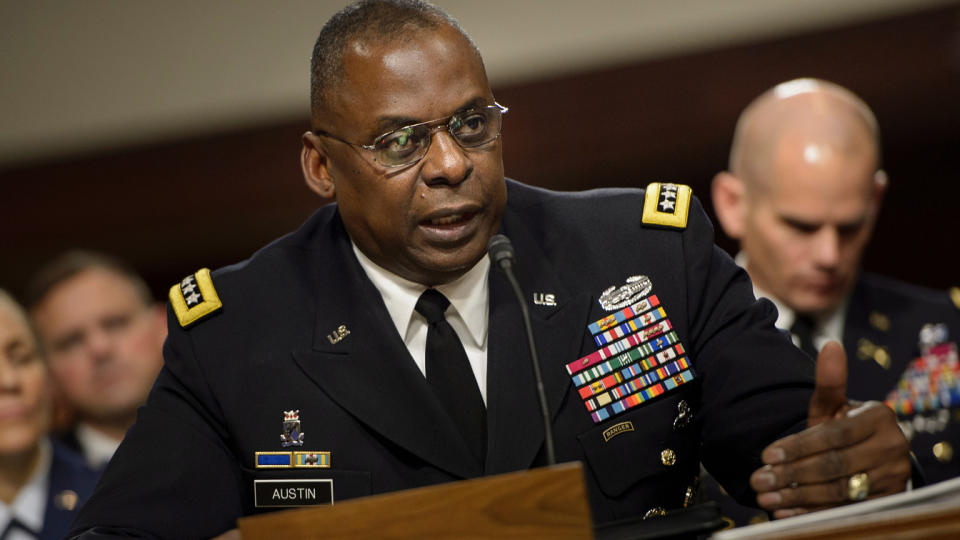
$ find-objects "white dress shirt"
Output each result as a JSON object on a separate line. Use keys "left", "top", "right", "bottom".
{"left": 75, "top": 422, "right": 120, "bottom": 469}
{"left": 0, "top": 439, "right": 51, "bottom": 539}
{"left": 352, "top": 243, "right": 490, "bottom": 404}
{"left": 735, "top": 252, "right": 848, "bottom": 353}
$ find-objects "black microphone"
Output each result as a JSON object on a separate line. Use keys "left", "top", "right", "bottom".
{"left": 487, "top": 234, "right": 556, "bottom": 466}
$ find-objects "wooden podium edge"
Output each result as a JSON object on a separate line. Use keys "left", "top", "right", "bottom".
{"left": 237, "top": 461, "right": 594, "bottom": 539}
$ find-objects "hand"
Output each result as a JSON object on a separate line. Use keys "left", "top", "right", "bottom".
{"left": 749, "top": 341, "right": 911, "bottom": 518}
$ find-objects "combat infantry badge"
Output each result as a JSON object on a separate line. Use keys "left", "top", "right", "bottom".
{"left": 598, "top": 275, "right": 652, "bottom": 311}
{"left": 281, "top": 410, "right": 305, "bottom": 447}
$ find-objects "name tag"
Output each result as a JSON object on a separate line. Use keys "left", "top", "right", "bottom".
{"left": 254, "top": 479, "right": 333, "bottom": 508}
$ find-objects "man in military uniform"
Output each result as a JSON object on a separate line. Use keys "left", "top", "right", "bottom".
{"left": 71, "top": 3, "right": 910, "bottom": 538}
{"left": 710, "top": 78, "right": 960, "bottom": 523}
{"left": 27, "top": 251, "right": 167, "bottom": 470}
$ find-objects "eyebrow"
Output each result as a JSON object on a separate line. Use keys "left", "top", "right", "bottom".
{"left": 369, "top": 97, "right": 491, "bottom": 136}
{"left": 3, "top": 337, "right": 27, "bottom": 355}
{"left": 779, "top": 214, "right": 867, "bottom": 232}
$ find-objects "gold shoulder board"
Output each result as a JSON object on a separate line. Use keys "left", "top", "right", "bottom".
{"left": 950, "top": 286, "right": 960, "bottom": 311}
{"left": 641, "top": 182, "right": 692, "bottom": 230}
{"left": 169, "top": 268, "right": 222, "bottom": 328}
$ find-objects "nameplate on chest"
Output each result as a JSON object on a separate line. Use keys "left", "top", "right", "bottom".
{"left": 254, "top": 479, "right": 333, "bottom": 507}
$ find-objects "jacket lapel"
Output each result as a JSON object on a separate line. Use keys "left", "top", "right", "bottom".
{"left": 292, "top": 216, "right": 482, "bottom": 479}
{"left": 485, "top": 214, "right": 591, "bottom": 474}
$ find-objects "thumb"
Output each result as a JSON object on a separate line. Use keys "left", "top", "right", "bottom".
{"left": 807, "top": 341, "right": 848, "bottom": 427}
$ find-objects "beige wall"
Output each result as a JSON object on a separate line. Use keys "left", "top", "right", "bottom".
{"left": 1, "top": 0, "right": 953, "bottom": 166}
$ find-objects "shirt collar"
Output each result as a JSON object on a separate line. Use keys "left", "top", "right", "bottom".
{"left": 0, "top": 438, "right": 51, "bottom": 535}
{"left": 75, "top": 422, "right": 120, "bottom": 469}
{"left": 735, "top": 251, "right": 849, "bottom": 342}
{"left": 351, "top": 242, "right": 490, "bottom": 348}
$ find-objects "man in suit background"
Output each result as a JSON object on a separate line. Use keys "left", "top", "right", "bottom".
{"left": 71, "top": 3, "right": 911, "bottom": 538}
{"left": 26, "top": 251, "right": 166, "bottom": 469}
{"left": 710, "top": 78, "right": 960, "bottom": 524}
{"left": 0, "top": 289, "right": 99, "bottom": 539}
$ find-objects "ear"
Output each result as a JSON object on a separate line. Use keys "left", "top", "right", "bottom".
{"left": 302, "top": 132, "right": 336, "bottom": 200}
{"left": 871, "top": 169, "right": 888, "bottom": 211}
{"left": 711, "top": 171, "right": 748, "bottom": 240}
{"left": 150, "top": 303, "right": 168, "bottom": 344}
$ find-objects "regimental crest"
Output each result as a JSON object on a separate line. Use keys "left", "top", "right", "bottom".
{"left": 598, "top": 275, "right": 652, "bottom": 311}
{"left": 280, "top": 409, "right": 305, "bottom": 447}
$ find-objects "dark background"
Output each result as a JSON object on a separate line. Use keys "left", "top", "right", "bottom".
{"left": 2, "top": 4, "right": 958, "bottom": 301}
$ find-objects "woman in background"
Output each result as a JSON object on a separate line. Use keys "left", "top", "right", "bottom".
{"left": 0, "top": 289, "right": 98, "bottom": 540}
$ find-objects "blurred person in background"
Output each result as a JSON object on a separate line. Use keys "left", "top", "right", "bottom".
{"left": 710, "top": 78, "right": 960, "bottom": 523}
{"left": 25, "top": 251, "right": 166, "bottom": 470}
{"left": 0, "top": 288, "right": 99, "bottom": 539}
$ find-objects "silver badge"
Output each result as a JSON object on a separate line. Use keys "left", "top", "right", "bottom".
{"left": 919, "top": 323, "right": 948, "bottom": 353}
{"left": 598, "top": 275, "right": 652, "bottom": 311}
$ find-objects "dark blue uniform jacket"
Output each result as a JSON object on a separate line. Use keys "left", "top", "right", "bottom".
{"left": 71, "top": 180, "right": 814, "bottom": 538}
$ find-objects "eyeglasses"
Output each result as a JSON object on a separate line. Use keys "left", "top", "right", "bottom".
{"left": 313, "top": 102, "right": 508, "bottom": 168}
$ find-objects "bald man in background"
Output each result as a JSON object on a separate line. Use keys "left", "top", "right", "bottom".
{"left": 712, "top": 79, "right": 960, "bottom": 490}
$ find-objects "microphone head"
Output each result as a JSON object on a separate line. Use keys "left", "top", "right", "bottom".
{"left": 487, "top": 234, "right": 515, "bottom": 270}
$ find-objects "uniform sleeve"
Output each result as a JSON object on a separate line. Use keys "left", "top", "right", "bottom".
{"left": 69, "top": 304, "right": 245, "bottom": 539}
{"left": 681, "top": 197, "right": 815, "bottom": 506}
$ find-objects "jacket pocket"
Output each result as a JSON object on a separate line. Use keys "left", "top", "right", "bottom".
{"left": 577, "top": 395, "right": 691, "bottom": 497}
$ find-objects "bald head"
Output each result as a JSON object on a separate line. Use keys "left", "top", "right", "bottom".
{"left": 712, "top": 79, "right": 886, "bottom": 316}
{"left": 730, "top": 78, "right": 881, "bottom": 192}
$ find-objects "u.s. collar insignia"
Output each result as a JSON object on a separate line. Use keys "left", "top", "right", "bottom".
{"left": 281, "top": 410, "right": 305, "bottom": 447}
{"left": 641, "top": 182, "right": 692, "bottom": 230}
{"left": 599, "top": 275, "right": 652, "bottom": 311}
{"left": 169, "top": 268, "right": 222, "bottom": 328}
{"left": 327, "top": 324, "right": 350, "bottom": 344}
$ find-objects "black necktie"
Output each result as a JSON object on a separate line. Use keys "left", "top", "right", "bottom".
{"left": 415, "top": 289, "right": 486, "bottom": 464}
{"left": 790, "top": 315, "right": 819, "bottom": 359}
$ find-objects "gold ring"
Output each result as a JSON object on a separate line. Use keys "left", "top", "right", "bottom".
{"left": 848, "top": 473, "right": 869, "bottom": 501}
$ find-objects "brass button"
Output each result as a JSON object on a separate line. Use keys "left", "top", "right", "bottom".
{"left": 661, "top": 448, "right": 677, "bottom": 466}
{"left": 873, "top": 348, "right": 891, "bottom": 370}
{"left": 643, "top": 507, "right": 666, "bottom": 519}
{"left": 934, "top": 441, "right": 954, "bottom": 463}
{"left": 868, "top": 311, "right": 890, "bottom": 332}
{"left": 55, "top": 490, "right": 79, "bottom": 511}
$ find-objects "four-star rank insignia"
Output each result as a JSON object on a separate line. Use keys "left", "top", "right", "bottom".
{"left": 281, "top": 409, "right": 305, "bottom": 447}
{"left": 641, "top": 182, "right": 692, "bottom": 230}
{"left": 169, "top": 268, "right": 222, "bottom": 328}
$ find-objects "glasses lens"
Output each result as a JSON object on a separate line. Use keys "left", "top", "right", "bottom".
{"left": 451, "top": 106, "right": 502, "bottom": 147}
{"left": 371, "top": 105, "right": 506, "bottom": 167}
{"left": 374, "top": 126, "right": 430, "bottom": 166}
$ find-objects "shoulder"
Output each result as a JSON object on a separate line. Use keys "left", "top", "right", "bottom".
{"left": 859, "top": 273, "right": 960, "bottom": 313}
{"left": 49, "top": 439, "right": 100, "bottom": 492}
{"left": 852, "top": 273, "right": 960, "bottom": 339}
{"left": 504, "top": 178, "right": 701, "bottom": 233}
{"left": 167, "top": 205, "right": 341, "bottom": 329}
